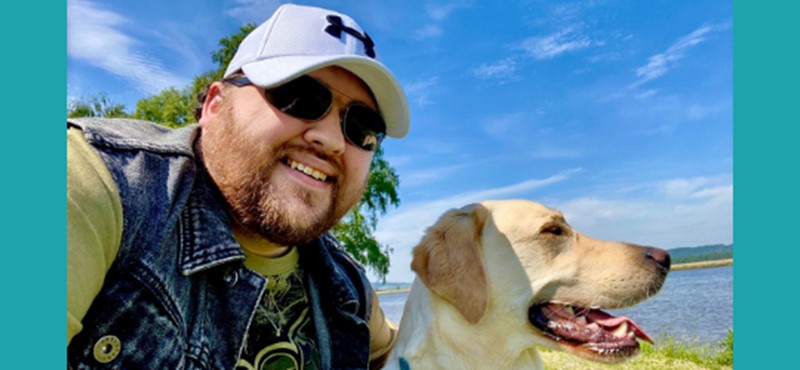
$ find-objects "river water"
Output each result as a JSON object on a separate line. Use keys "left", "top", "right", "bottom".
{"left": 378, "top": 266, "right": 732, "bottom": 345}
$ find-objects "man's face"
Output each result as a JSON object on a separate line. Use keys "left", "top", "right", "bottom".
{"left": 199, "top": 66, "right": 376, "bottom": 246}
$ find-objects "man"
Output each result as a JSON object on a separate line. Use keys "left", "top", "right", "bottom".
{"left": 67, "top": 4, "right": 409, "bottom": 369}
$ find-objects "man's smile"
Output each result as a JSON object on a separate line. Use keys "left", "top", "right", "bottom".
{"left": 284, "top": 158, "right": 335, "bottom": 184}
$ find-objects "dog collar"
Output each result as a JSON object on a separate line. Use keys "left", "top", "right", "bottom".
{"left": 399, "top": 357, "right": 411, "bottom": 370}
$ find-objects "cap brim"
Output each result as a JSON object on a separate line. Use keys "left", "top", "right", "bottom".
{"left": 240, "top": 55, "right": 409, "bottom": 138}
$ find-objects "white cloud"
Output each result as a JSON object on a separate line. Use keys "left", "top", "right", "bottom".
{"left": 426, "top": 1, "right": 474, "bottom": 21}
{"left": 657, "top": 176, "right": 732, "bottom": 199}
{"left": 518, "top": 27, "right": 592, "bottom": 60}
{"left": 635, "top": 89, "right": 658, "bottom": 99}
{"left": 686, "top": 102, "right": 729, "bottom": 121}
{"left": 404, "top": 77, "right": 439, "bottom": 107}
{"left": 226, "top": 0, "right": 282, "bottom": 23}
{"left": 481, "top": 112, "right": 528, "bottom": 140}
{"left": 400, "top": 164, "right": 468, "bottom": 187}
{"left": 472, "top": 58, "right": 518, "bottom": 81}
{"left": 557, "top": 176, "right": 732, "bottom": 248}
{"left": 659, "top": 177, "right": 712, "bottom": 198}
{"left": 67, "top": 0, "right": 188, "bottom": 95}
{"left": 405, "top": 77, "right": 438, "bottom": 93}
{"left": 550, "top": 3, "right": 584, "bottom": 20}
{"left": 630, "top": 25, "right": 712, "bottom": 88}
{"left": 415, "top": 24, "right": 443, "bottom": 39}
{"left": 588, "top": 52, "right": 623, "bottom": 63}
{"left": 691, "top": 185, "right": 731, "bottom": 200}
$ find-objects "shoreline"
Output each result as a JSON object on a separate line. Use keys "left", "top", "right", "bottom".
{"left": 670, "top": 258, "right": 732, "bottom": 271}
{"left": 376, "top": 287, "right": 411, "bottom": 295}
{"left": 375, "top": 259, "right": 732, "bottom": 294}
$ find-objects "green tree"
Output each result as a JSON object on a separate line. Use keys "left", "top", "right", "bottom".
{"left": 333, "top": 147, "right": 400, "bottom": 279}
{"left": 211, "top": 24, "right": 256, "bottom": 75}
{"left": 132, "top": 87, "right": 196, "bottom": 127}
{"left": 67, "top": 93, "right": 129, "bottom": 118}
{"left": 67, "top": 23, "right": 401, "bottom": 280}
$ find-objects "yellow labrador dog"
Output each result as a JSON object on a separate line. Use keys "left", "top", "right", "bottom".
{"left": 383, "top": 200, "right": 670, "bottom": 370}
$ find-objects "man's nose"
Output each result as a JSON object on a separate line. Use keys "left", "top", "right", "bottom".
{"left": 303, "top": 109, "right": 346, "bottom": 156}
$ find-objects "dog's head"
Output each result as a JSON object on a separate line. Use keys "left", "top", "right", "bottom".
{"left": 410, "top": 199, "right": 670, "bottom": 363}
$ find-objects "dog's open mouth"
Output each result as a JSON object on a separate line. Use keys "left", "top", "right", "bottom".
{"left": 528, "top": 303, "right": 653, "bottom": 361}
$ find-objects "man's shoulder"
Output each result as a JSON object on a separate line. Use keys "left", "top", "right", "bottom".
{"left": 68, "top": 117, "right": 198, "bottom": 157}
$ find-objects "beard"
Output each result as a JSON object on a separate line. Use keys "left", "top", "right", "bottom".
{"left": 199, "top": 103, "right": 366, "bottom": 246}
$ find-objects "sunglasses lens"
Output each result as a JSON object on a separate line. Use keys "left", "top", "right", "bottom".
{"left": 263, "top": 75, "right": 386, "bottom": 152}
{"left": 343, "top": 104, "right": 386, "bottom": 151}
{"left": 265, "top": 76, "right": 332, "bottom": 120}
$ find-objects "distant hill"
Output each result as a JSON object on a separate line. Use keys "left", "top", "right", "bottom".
{"left": 668, "top": 244, "right": 732, "bottom": 264}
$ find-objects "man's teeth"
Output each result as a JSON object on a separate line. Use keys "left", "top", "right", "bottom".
{"left": 288, "top": 160, "right": 328, "bottom": 181}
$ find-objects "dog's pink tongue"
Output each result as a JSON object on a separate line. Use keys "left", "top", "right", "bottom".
{"left": 586, "top": 310, "right": 654, "bottom": 344}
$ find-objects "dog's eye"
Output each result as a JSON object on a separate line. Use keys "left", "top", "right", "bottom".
{"left": 541, "top": 224, "right": 565, "bottom": 236}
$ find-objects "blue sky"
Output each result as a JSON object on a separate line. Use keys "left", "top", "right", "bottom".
{"left": 68, "top": 0, "right": 732, "bottom": 283}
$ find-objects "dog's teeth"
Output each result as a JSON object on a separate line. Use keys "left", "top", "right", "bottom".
{"left": 587, "top": 323, "right": 600, "bottom": 330}
{"left": 564, "top": 306, "right": 575, "bottom": 315}
{"left": 576, "top": 316, "right": 588, "bottom": 325}
{"left": 613, "top": 322, "right": 629, "bottom": 337}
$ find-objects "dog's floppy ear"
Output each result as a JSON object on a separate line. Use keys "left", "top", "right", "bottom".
{"left": 411, "top": 203, "right": 489, "bottom": 324}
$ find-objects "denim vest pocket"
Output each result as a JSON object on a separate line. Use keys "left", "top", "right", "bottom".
{"left": 67, "top": 264, "right": 187, "bottom": 369}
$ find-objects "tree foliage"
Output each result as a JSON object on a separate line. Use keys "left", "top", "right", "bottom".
{"left": 67, "top": 93, "right": 129, "bottom": 119}
{"left": 333, "top": 147, "right": 400, "bottom": 279}
{"left": 212, "top": 24, "right": 256, "bottom": 74}
{"left": 67, "top": 23, "right": 401, "bottom": 280}
{"left": 132, "top": 87, "right": 196, "bottom": 127}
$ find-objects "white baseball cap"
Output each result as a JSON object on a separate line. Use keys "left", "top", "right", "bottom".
{"left": 224, "top": 4, "right": 410, "bottom": 138}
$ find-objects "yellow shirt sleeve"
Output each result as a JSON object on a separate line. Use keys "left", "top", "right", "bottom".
{"left": 67, "top": 127, "right": 124, "bottom": 345}
{"left": 368, "top": 289, "right": 398, "bottom": 369}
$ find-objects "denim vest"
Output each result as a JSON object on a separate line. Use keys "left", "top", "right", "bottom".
{"left": 67, "top": 118, "right": 372, "bottom": 370}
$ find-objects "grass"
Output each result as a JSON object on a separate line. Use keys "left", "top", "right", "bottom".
{"left": 376, "top": 287, "right": 411, "bottom": 295}
{"left": 671, "top": 259, "right": 732, "bottom": 271}
{"left": 538, "top": 329, "right": 733, "bottom": 370}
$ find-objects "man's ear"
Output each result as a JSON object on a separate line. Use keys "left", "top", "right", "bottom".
{"left": 198, "top": 82, "right": 226, "bottom": 128}
{"left": 410, "top": 203, "right": 489, "bottom": 324}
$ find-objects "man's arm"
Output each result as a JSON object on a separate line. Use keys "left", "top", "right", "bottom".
{"left": 67, "top": 127, "right": 124, "bottom": 345}
{"left": 368, "top": 289, "right": 398, "bottom": 370}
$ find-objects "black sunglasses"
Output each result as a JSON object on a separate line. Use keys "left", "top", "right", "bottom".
{"left": 224, "top": 74, "right": 386, "bottom": 151}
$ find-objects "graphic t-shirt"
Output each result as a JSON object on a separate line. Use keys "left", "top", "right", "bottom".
{"left": 237, "top": 248, "right": 320, "bottom": 370}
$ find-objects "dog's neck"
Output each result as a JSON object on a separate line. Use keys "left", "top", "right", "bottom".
{"left": 384, "top": 279, "right": 545, "bottom": 370}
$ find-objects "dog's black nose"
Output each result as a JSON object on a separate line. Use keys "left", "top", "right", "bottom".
{"left": 645, "top": 247, "right": 671, "bottom": 271}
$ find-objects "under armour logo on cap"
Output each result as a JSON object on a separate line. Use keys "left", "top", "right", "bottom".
{"left": 325, "top": 15, "right": 376, "bottom": 58}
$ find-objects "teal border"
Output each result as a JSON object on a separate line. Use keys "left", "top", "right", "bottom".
{"left": 11, "top": 0, "right": 794, "bottom": 367}
{"left": 2, "top": 1, "right": 65, "bottom": 367}
{"left": 735, "top": 0, "right": 799, "bottom": 367}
